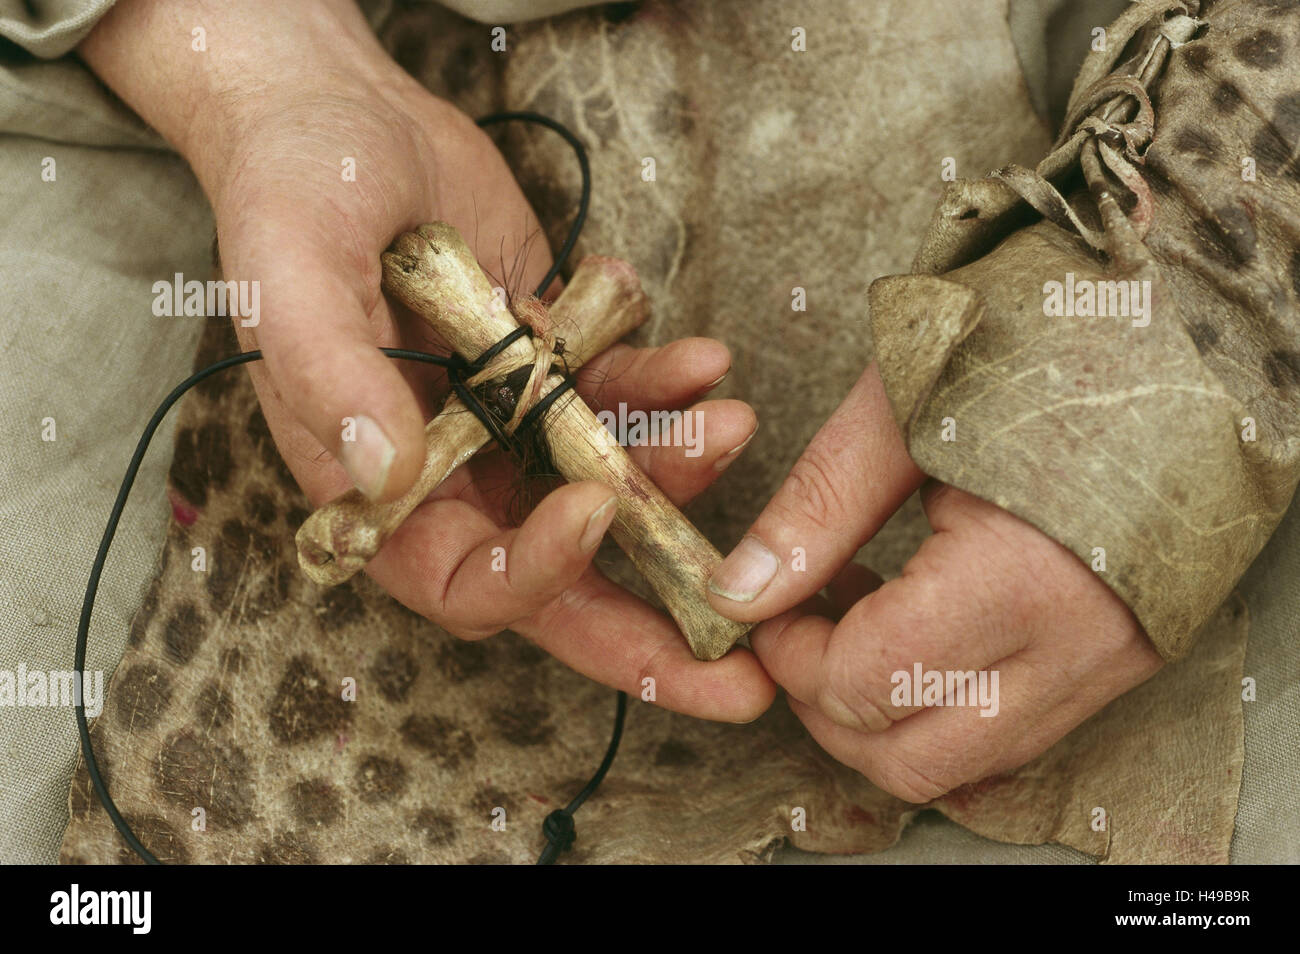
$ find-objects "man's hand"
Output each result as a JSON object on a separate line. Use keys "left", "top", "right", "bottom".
{"left": 81, "top": 0, "right": 775, "bottom": 723}
{"left": 706, "top": 363, "right": 1164, "bottom": 800}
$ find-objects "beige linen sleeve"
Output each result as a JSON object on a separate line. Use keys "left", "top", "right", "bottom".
{"left": 0, "top": 0, "right": 116, "bottom": 57}
{"left": 0, "top": 0, "right": 209, "bottom": 865}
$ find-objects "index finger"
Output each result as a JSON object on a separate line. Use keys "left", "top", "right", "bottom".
{"left": 705, "top": 362, "right": 924, "bottom": 621}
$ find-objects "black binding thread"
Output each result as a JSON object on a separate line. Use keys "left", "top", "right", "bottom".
{"left": 75, "top": 111, "right": 625, "bottom": 867}
{"left": 444, "top": 323, "right": 579, "bottom": 464}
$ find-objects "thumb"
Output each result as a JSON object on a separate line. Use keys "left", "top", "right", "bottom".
{"left": 706, "top": 362, "right": 923, "bottom": 621}
{"left": 233, "top": 221, "right": 427, "bottom": 504}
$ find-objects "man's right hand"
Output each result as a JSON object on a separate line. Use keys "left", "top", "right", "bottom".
{"left": 81, "top": 0, "right": 776, "bottom": 722}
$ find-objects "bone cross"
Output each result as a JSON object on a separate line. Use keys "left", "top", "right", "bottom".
{"left": 296, "top": 222, "right": 750, "bottom": 661}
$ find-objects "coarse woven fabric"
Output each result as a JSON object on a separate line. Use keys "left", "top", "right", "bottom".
{"left": 0, "top": 0, "right": 395, "bottom": 866}
{"left": 0, "top": 66, "right": 210, "bottom": 862}
{"left": 0, "top": 0, "right": 114, "bottom": 58}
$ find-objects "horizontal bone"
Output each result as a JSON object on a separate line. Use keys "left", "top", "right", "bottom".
{"left": 296, "top": 256, "right": 647, "bottom": 586}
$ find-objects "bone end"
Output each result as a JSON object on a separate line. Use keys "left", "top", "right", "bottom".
{"left": 295, "top": 504, "right": 382, "bottom": 586}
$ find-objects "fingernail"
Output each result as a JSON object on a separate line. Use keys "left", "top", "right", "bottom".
{"left": 580, "top": 496, "right": 619, "bottom": 552}
{"left": 708, "top": 535, "right": 779, "bottom": 602}
{"left": 714, "top": 427, "right": 757, "bottom": 472}
{"left": 338, "top": 414, "right": 396, "bottom": 501}
{"left": 702, "top": 368, "right": 730, "bottom": 393}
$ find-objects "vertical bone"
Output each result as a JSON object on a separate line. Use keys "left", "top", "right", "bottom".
{"left": 382, "top": 223, "right": 751, "bottom": 661}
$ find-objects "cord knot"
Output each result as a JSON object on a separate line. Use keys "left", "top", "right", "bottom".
{"left": 542, "top": 809, "right": 576, "bottom": 852}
